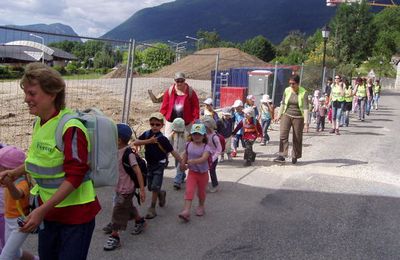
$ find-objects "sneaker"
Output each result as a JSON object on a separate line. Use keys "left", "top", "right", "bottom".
{"left": 145, "top": 207, "right": 157, "bottom": 219}
{"left": 102, "top": 222, "right": 113, "bottom": 234}
{"left": 260, "top": 142, "right": 266, "bottom": 146}
{"left": 178, "top": 210, "right": 190, "bottom": 222}
{"left": 335, "top": 129, "right": 340, "bottom": 135}
{"left": 103, "top": 235, "right": 120, "bottom": 251}
{"left": 231, "top": 151, "right": 237, "bottom": 157}
{"left": 195, "top": 206, "right": 205, "bottom": 216}
{"left": 209, "top": 186, "right": 219, "bottom": 193}
{"left": 220, "top": 155, "right": 225, "bottom": 163}
{"left": 292, "top": 158, "right": 297, "bottom": 164}
{"left": 273, "top": 156, "right": 285, "bottom": 163}
{"left": 158, "top": 190, "right": 166, "bottom": 207}
{"left": 329, "top": 129, "right": 335, "bottom": 134}
{"left": 173, "top": 183, "right": 181, "bottom": 190}
{"left": 131, "top": 218, "right": 146, "bottom": 235}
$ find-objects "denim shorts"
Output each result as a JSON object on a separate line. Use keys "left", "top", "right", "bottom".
{"left": 147, "top": 162, "right": 165, "bottom": 192}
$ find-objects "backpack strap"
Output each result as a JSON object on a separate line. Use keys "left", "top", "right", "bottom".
{"left": 211, "top": 134, "right": 218, "bottom": 149}
{"left": 122, "top": 147, "right": 134, "bottom": 171}
{"left": 55, "top": 113, "right": 79, "bottom": 151}
{"left": 168, "top": 84, "right": 192, "bottom": 98}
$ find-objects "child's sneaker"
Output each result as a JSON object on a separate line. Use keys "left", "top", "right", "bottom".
{"left": 102, "top": 222, "right": 113, "bottom": 234}
{"left": 195, "top": 206, "right": 205, "bottom": 216}
{"left": 173, "top": 183, "right": 181, "bottom": 190}
{"left": 131, "top": 218, "right": 146, "bottom": 235}
{"left": 103, "top": 235, "right": 120, "bottom": 251}
{"left": 231, "top": 151, "right": 237, "bottom": 157}
{"left": 145, "top": 207, "right": 157, "bottom": 219}
{"left": 209, "top": 185, "right": 219, "bottom": 193}
{"left": 178, "top": 210, "right": 190, "bottom": 222}
{"left": 220, "top": 154, "right": 225, "bottom": 163}
{"left": 227, "top": 154, "right": 233, "bottom": 161}
{"left": 158, "top": 190, "right": 167, "bottom": 207}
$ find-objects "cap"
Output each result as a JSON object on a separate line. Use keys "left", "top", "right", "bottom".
{"left": 314, "top": 90, "right": 320, "bottom": 97}
{"left": 203, "top": 98, "right": 213, "bottom": 105}
{"left": 174, "top": 72, "right": 186, "bottom": 80}
{"left": 246, "top": 95, "right": 256, "bottom": 102}
{"left": 232, "top": 99, "right": 243, "bottom": 108}
{"left": 260, "top": 94, "right": 271, "bottom": 103}
{"left": 117, "top": 123, "right": 133, "bottom": 143}
{"left": 172, "top": 118, "right": 185, "bottom": 133}
{"left": 149, "top": 112, "right": 164, "bottom": 122}
{"left": 0, "top": 146, "right": 26, "bottom": 169}
{"left": 319, "top": 97, "right": 325, "bottom": 102}
{"left": 243, "top": 107, "right": 254, "bottom": 117}
{"left": 190, "top": 124, "right": 206, "bottom": 135}
{"left": 201, "top": 117, "right": 216, "bottom": 130}
{"left": 222, "top": 107, "right": 232, "bottom": 116}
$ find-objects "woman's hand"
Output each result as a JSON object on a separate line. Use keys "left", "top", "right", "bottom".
{"left": 20, "top": 206, "right": 46, "bottom": 233}
{"left": 0, "top": 170, "right": 12, "bottom": 184}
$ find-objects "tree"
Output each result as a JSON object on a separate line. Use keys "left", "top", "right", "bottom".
{"left": 239, "top": 35, "right": 276, "bottom": 62}
{"left": 140, "top": 43, "right": 174, "bottom": 73}
{"left": 197, "top": 30, "right": 222, "bottom": 49}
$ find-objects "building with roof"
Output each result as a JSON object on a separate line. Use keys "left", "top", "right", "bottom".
{"left": 0, "top": 40, "right": 77, "bottom": 66}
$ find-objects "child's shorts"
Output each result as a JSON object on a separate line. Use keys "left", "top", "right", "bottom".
{"left": 147, "top": 162, "right": 165, "bottom": 192}
{"left": 111, "top": 192, "right": 136, "bottom": 231}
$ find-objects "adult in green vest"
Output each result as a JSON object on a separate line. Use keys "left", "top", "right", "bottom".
{"left": 366, "top": 78, "right": 374, "bottom": 115}
{"left": 374, "top": 79, "right": 382, "bottom": 110}
{"left": 329, "top": 75, "right": 345, "bottom": 135}
{"left": 273, "top": 75, "right": 309, "bottom": 164}
{"left": 342, "top": 78, "right": 353, "bottom": 127}
{"left": 353, "top": 77, "right": 368, "bottom": 121}
{"left": 0, "top": 63, "right": 100, "bottom": 259}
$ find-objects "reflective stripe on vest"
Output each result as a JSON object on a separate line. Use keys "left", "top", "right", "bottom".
{"left": 357, "top": 84, "right": 367, "bottom": 97}
{"left": 331, "top": 84, "right": 344, "bottom": 102}
{"left": 283, "top": 86, "right": 306, "bottom": 117}
{"left": 26, "top": 108, "right": 96, "bottom": 208}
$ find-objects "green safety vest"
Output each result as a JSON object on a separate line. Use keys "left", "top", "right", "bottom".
{"left": 331, "top": 84, "right": 345, "bottom": 102}
{"left": 282, "top": 86, "right": 307, "bottom": 117}
{"left": 344, "top": 87, "right": 353, "bottom": 102}
{"left": 374, "top": 84, "right": 381, "bottom": 94}
{"left": 356, "top": 84, "right": 367, "bottom": 97}
{"left": 26, "top": 109, "right": 96, "bottom": 208}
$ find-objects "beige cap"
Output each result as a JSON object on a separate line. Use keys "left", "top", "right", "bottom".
{"left": 174, "top": 72, "right": 186, "bottom": 80}
{"left": 149, "top": 112, "right": 164, "bottom": 122}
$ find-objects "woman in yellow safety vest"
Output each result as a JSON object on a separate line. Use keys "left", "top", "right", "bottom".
{"left": 374, "top": 79, "right": 382, "bottom": 110}
{"left": 353, "top": 77, "right": 368, "bottom": 121}
{"left": 342, "top": 78, "right": 353, "bottom": 127}
{"left": 273, "top": 74, "right": 309, "bottom": 164}
{"left": 329, "top": 75, "right": 345, "bottom": 135}
{"left": 0, "top": 63, "right": 100, "bottom": 259}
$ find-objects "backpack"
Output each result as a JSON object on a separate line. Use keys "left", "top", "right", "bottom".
{"left": 168, "top": 84, "right": 193, "bottom": 98}
{"left": 55, "top": 108, "right": 118, "bottom": 187}
{"left": 122, "top": 147, "right": 147, "bottom": 205}
{"left": 212, "top": 133, "right": 226, "bottom": 153}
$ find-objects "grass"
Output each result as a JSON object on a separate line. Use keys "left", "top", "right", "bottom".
{"left": 62, "top": 73, "right": 103, "bottom": 80}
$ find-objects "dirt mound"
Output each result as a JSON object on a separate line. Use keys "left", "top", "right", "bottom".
{"left": 148, "top": 47, "right": 270, "bottom": 80}
{"left": 102, "top": 65, "right": 138, "bottom": 78}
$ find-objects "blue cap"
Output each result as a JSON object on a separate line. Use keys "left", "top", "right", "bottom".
{"left": 190, "top": 124, "right": 206, "bottom": 135}
{"left": 117, "top": 123, "right": 132, "bottom": 143}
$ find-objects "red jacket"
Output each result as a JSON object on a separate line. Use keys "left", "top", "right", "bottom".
{"left": 232, "top": 118, "right": 263, "bottom": 140}
{"left": 160, "top": 83, "right": 200, "bottom": 125}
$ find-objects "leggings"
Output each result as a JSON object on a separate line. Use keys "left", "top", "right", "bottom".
{"left": 184, "top": 170, "right": 209, "bottom": 201}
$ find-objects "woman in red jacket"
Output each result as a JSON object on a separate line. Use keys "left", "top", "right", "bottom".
{"left": 160, "top": 72, "right": 200, "bottom": 137}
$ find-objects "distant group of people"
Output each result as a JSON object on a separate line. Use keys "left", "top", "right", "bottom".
{"left": 0, "top": 65, "right": 384, "bottom": 259}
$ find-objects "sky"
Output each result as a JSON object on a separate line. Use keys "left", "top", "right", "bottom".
{"left": 0, "top": 0, "right": 174, "bottom": 37}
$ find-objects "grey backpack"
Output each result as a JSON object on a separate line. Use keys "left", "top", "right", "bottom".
{"left": 55, "top": 108, "right": 118, "bottom": 187}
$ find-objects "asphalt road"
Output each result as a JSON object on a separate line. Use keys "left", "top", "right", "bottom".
{"left": 24, "top": 90, "right": 400, "bottom": 259}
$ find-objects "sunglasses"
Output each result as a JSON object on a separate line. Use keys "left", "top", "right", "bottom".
{"left": 335, "top": 77, "right": 340, "bottom": 79}
{"left": 289, "top": 82, "right": 297, "bottom": 85}
{"left": 175, "top": 79, "right": 185, "bottom": 83}
{"left": 150, "top": 123, "right": 162, "bottom": 127}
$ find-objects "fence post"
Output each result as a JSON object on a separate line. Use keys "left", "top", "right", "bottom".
{"left": 122, "top": 39, "right": 133, "bottom": 123}
{"left": 212, "top": 52, "right": 220, "bottom": 107}
{"left": 126, "top": 39, "right": 136, "bottom": 123}
{"left": 272, "top": 61, "right": 278, "bottom": 104}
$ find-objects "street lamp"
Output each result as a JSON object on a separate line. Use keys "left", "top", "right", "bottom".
{"left": 167, "top": 40, "right": 187, "bottom": 62}
{"left": 30, "top": 33, "right": 45, "bottom": 64}
{"left": 321, "top": 25, "right": 330, "bottom": 92}
{"left": 185, "top": 35, "right": 204, "bottom": 51}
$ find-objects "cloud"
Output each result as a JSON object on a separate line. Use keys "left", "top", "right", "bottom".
{"left": 0, "top": 0, "right": 173, "bottom": 37}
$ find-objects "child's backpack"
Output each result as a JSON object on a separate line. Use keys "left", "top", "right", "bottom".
{"left": 212, "top": 133, "right": 226, "bottom": 153}
{"left": 55, "top": 108, "right": 118, "bottom": 187}
{"left": 122, "top": 147, "right": 147, "bottom": 205}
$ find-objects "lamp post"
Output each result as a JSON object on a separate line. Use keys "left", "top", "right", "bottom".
{"left": 167, "top": 40, "right": 187, "bottom": 62}
{"left": 30, "top": 33, "right": 45, "bottom": 64}
{"left": 185, "top": 35, "right": 204, "bottom": 51}
{"left": 321, "top": 25, "right": 330, "bottom": 92}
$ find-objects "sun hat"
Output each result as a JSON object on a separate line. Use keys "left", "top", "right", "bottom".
{"left": 149, "top": 112, "right": 164, "bottom": 122}
{"left": 260, "top": 94, "right": 272, "bottom": 103}
{"left": 222, "top": 107, "right": 232, "bottom": 116}
{"left": 243, "top": 107, "right": 254, "bottom": 117}
{"left": 201, "top": 117, "right": 217, "bottom": 130}
{"left": 319, "top": 97, "right": 325, "bottom": 102}
{"left": 117, "top": 123, "right": 133, "bottom": 143}
{"left": 246, "top": 95, "right": 256, "bottom": 102}
{"left": 232, "top": 100, "right": 243, "bottom": 108}
{"left": 172, "top": 118, "right": 185, "bottom": 133}
{"left": 174, "top": 72, "right": 186, "bottom": 80}
{"left": 203, "top": 98, "right": 213, "bottom": 105}
{"left": 0, "top": 146, "right": 26, "bottom": 169}
{"left": 190, "top": 124, "right": 206, "bottom": 135}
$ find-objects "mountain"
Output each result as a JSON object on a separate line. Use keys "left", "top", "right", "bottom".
{"left": 0, "top": 23, "right": 81, "bottom": 44}
{"left": 103, "top": 0, "right": 336, "bottom": 44}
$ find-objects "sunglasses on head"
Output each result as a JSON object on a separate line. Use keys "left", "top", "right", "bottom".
{"left": 175, "top": 79, "right": 185, "bottom": 83}
{"left": 150, "top": 123, "right": 162, "bottom": 127}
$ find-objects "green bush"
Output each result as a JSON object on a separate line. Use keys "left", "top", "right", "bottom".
{"left": 53, "top": 65, "right": 67, "bottom": 75}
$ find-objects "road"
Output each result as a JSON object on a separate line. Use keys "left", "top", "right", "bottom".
{"left": 24, "top": 90, "right": 400, "bottom": 259}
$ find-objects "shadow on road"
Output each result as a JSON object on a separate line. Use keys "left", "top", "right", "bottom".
{"left": 298, "top": 158, "right": 368, "bottom": 167}
{"left": 345, "top": 131, "right": 385, "bottom": 136}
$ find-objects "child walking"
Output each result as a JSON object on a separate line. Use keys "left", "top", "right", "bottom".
{"left": 178, "top": 124, "right": 212, "bottom": 222}
{"left": 259, "top": 95, "right": 274, "bottom": 146}
{"left": 168, "top": 118, "right": 187, "bottom": 190}
{"left": 202, "top": 98, "right": 219, "bottom": 122}
{"left": 134, "top": 112, "right": 183, "bottom": 219}
{"left": 103, "top": 124, "right": 146, "bottom": 251}
{"left": 0, "top": 146, "right": 37, "bottom": 260}
{"left": 232, "top": 107, "right": 262, "bottom": 166}
{"left": 216, "top": 107, "right": 234, "bottom": 162}
{"left": 316, "top": 97, "right": 328, "bottom": 132}
{"left": 202, "top": 117, "right": 222, "bottom": 193}
{"left": 231, "top": 99, "right": 245, "bottom": 157}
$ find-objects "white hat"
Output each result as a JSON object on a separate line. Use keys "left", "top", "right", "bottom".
{"left": 260, "top": 94, "right": 272, "bottom": 103}
{"left": 222, "top": 107, "right": 232, "bottom": 116}
{"left": 232, "top": 99, "right": 243, "bottom": 108}
{"left": 319, "top": 97, "right": 325, "bottom": 102}
{"left": 246, "top": 95, "right": 256, "bottom": 102}
{"left": 172, "top": 118, "right": 185, "bottom": 133}
{"left": 243, "top": 107, "right": 254, "bottom": 117}
{"left": 203, "top": 98, "right": 213, "bottom": 105}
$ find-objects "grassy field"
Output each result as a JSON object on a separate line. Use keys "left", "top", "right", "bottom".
{"left": 62, "top": 73, "right": 103, "bottom": 80}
